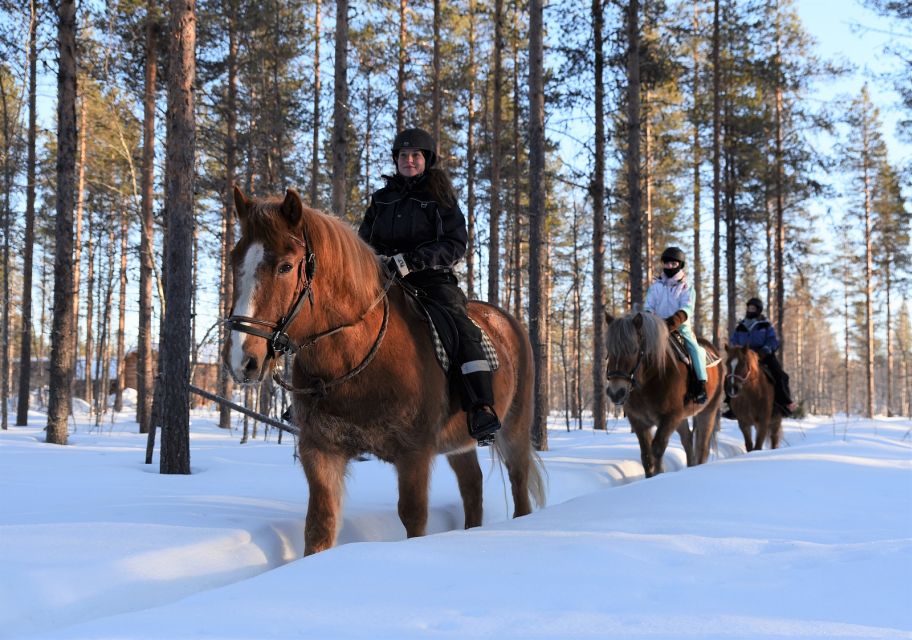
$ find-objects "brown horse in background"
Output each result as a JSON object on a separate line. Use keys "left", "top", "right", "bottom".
{"left": 724, "top": 344, "right": 782, "bottom": 451}
{"left": 605, "top": 311, "right": 725, "bottom": 477}
{"left": 222, "top": 187, "right": 544, "bottom": 555}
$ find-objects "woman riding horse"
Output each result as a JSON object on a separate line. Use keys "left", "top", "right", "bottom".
{"left": 359, "top": 128, "right": 500, "bottom": 445}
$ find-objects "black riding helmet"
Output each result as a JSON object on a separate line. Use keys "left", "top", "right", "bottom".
{"left": 392, "top": 128, "right": 438, "bottom": 169}
{"left": 661, "top": 246, "right": 686, "bottom": 267}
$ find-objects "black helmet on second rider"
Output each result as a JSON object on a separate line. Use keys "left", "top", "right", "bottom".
{"left": 661, "top": 246, "right": 686, "bottom": 278}
{"left": 392, "top": 128, "right": 438, "bottom": 169}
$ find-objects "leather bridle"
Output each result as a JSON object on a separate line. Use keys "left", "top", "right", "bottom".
{"left": 225, "top": 225, "right": 395, "bottom": 397}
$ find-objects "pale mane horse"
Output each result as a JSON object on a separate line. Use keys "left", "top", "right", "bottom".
{"left": 605, "top": 310, "right": 725, "bottom": 477}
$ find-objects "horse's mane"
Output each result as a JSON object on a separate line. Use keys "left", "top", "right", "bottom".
{"left": 605, "top": 311, "right": 669, "bottom": 372}
{"left": 243, "top": 196, "right": 382, "bottom": 310}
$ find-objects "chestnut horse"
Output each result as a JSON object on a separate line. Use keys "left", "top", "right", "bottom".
{"left": 605, "top": 311, "right": 725, "bottom": 477}
{"left": 724, "top": 344, "right": 782, "bottom": 451}
{"left": 223, "top": 187, "right": 544, "bottom": 555}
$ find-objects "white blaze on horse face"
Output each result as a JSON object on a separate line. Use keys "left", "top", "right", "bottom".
{"left": 229, "top": 242, "right": 265, "bottom": 375}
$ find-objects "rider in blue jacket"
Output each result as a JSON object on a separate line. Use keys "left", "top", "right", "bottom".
{"left": 725, "top": 297, "right": 797, "bottom": 417}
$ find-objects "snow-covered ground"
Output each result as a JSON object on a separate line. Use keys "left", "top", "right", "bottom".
{"left": 1, "top": 397, "right": 910, "bottom": 639}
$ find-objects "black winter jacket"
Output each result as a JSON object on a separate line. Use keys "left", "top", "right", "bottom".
{"left": 358, "top": 173, "right": 467, "bottom": 273}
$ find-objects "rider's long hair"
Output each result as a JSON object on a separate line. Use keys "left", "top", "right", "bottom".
{"left": 424, "top": 166, "right": 457, "bottom": 208}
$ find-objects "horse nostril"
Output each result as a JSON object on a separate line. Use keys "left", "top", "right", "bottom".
{"left": 242, "top": 355, "right": 259, "bottom": 381}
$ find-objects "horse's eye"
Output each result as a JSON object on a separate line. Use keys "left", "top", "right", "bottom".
{"left": 278, "top": 262, "right": 294, "bottom": 274}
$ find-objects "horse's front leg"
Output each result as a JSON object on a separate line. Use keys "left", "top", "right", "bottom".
{"left": 651, "top": 416, "right": 681, "bottom": 475}
{"left": 628, "top": 415, "right": 657, "bottom": 478}
{"left": 395, "top": 447, "right": 435, "bottom": 537}
{"left": 736, "top": 416, "right": 755, "bottom": 452}
{"left": 675, "top": 419, "right": 695, "bottom": 467}
{"left": 447, "top": 449, "right": 484, "bottom": 528}
{"left": 300, "top": 446, "right": 349, "bottom": 556}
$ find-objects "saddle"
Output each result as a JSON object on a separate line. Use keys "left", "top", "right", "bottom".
{"left": 403, "top": 287, "right": 499, "bottom": 374}
{"left": 668, "top": 330, "right": 722, "bottom": 402}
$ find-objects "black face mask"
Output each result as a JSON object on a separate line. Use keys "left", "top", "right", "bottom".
{"left": 663, "top": 267, "right": 681, "bottom": 278}
{"left": 745, "top": 311, "right": 759, "bottom": 319}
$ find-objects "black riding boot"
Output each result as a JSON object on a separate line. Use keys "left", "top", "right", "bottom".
{"left": 461, "top": 368, "right": 501, "bottom": 446}
{"left": 693, "top": 380, "right": 708, "bottom": 404}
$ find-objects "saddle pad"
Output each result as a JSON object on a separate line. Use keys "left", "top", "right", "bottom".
{"left": 422, "top": 304, "right": 499, "bottom": 373}
{"left": 669, "top": 331, "right": 722, "bottom": 368}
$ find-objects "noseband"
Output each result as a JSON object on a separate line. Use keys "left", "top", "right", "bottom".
{"left": 226, "top": 228, "right": 317, "bottom": 357}
{"left": 606, "top": 345, "right": 646, "bottom": 390}
{"left": 726, "top": 362, "right": 749, "bottom": 396}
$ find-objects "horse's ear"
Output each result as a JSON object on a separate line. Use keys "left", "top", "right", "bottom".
{"left": 281, "top": 189, "right": 305, "bottom": 227}
{"left": 633, "top": 312, "right": 643, "bottom": 329}
{"left": 233, "top": 184, "right": 250, "bottom": 221}
{"left": 724, "top": 342, "right": 730, "bottom": 351}
{"left": 605, "top": 311, "right": 614, "bottom": 326}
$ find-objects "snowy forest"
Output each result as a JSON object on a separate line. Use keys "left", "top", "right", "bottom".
{"left": 0, "top": 0, "right": 910, "bottom": 457}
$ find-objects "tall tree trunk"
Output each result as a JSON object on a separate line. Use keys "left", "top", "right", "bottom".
{"left": 72, "top": 96, "right": 88, "bottom": 387}
{"left": 625, "top": 0, "right": 643, "bottom": 304}
{"left": 0, "top": 80, "right": 9, "bottom": 432}
{"left": 396, "top": 0, "right": 406, "bottom": 131}
{"left": 331, "top": 0, "right": 348, "bottom": 218}
{"left": 138, "top": 0, "right": 157, "bottom": 434}
{"left": 724, "top": 105, "right": 736, "bottom": 337}
{"left": 511, "top": 5, "right": 522, "bottom": 320}
{"left": 310, "top": 0, "right": 321, "bottom": 207}
{"left": 862, "top": 110, "right": 875, "bottom": 418}
{"left": 85, "top": 210, "right": 95, "bottom": 411}
{"left": 218, "top": 0, "right": 238, "bottom": 430}
{"left": 590, "top": 0, "right": 607, "bottom": 431}
{"left": 114, "top": 207, "right": 127, "bottom": 412}
{"left": 465, "top": 0, "right": 477, "bottom": 298}
{"left": 432, "top": 0, "right": 441, "bottom": 143}
{"left": 528, "top": 0, "right": 547, "bottom": 451}
{"left": 160, "top": 0, "right": 196, "bottom": 475}
{"left": 710, "top": 0, "right": 721, "bottom": 344}
{"left": 16, "top": 0, "right": 39, "bottom": 426}
{"left": 886, "top": 264, "right": 893, "bottom": 415}
{"left": 774, "top": 74, "right": 785, "bottom": 358}
{"left": 488, "top": 0, "right": 504, "bottom": 304}
{"left": 643, "top": 89, "right": 653, "bottom": 273}
{"left": 690, "top": 1, "right": 702, "bottom": 337}
{"left": 47, "top": 0, "right": 78, "bottom": 445}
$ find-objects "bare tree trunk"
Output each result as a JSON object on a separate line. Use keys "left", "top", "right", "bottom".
{"left": 0, "top": 62, "right": 15, "bottom": 431}
{"left": 85, "top": 209, "right": 96, "bottom": 411}
{"left": 862, "top": 114, "right": 875, "bottom": 418}
{"left": 710, "top": 0, "right": 721, "bottom": 344}
{"left": 396, "top": 0, "right": 406, "bottom": 131}
{"left": 724, "top": 111, "right": 736, "bottom": 337}
{"left": 511, "top": 7, "right": 522, "bottom": 320}
{"left": 309, "top": 0, "right": 321, "bottom": 207}
{"left": 886, "top": 265, "right": 894, "bottom": 415}
{"left": 47, "top": 0, "right": 78, "bottom": 445}
{"left": 331, "top": 0, "right": 348, "bottom": 218}
{"left": 528, "top": 0, "right": 547, "bottom": 451}
{"left": 774, "top": 78, "right": 786, "bottom": 359}
{"left": 160, "top": 0, "right": 196, "bottom": 475}
{"left": 16, "top": 0, "right": 39, "bottom": 426}
{"left": 114, "top": 208, "right": 127, "bottom": 412}
{"left": 138, "top": 0, "right": 157, "bottom": 434}
{"left": 488, "top": 0, "right": 504, "bottom": 305}
{"left": 644, "top": 89, "right": 653, "bottom": 273}
{"left": 625, "top": 0, "right": 643, "bottom": 304}
{"left": 465, "top": 0, "right": 477, "bottom": 298}
{"left": 432, "top": 0, "right": 441, "bottom": 143}
{"left": 218, "top": 0, "right": 238, "bottom": 430}
{"left": 843, "top": 249, "right": 851, "bottom": 417}
{"left": 96, "top": 227, "right": 116, "bottom": 421}
{"left": 690, "top": 2, "right": 702, "bottom": 338}
{"left": 590, "top": 0, "right": 607, "bottom": 431}
{"left": 73, "top": 94, "right": 88, "bottom": 381}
